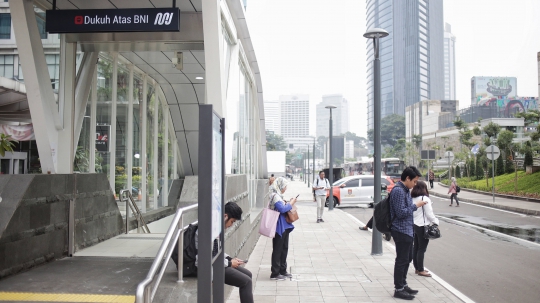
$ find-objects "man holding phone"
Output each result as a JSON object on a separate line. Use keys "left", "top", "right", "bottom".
{"left": 312, "top": 171, "right": 330, "bottom": 223}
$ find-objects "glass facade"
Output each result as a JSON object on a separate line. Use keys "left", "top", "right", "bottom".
{"left": 0, "top": 13, "right": 10, "bottom": 39}
{"left": 70, "top": 53, "right": 180, "bottom": 214}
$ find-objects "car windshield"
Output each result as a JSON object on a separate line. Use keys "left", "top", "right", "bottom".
{"left": 333, "top": 178, "right": 353, "bottom": 186}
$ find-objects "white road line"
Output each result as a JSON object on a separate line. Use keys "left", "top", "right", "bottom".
{"left": 431, "top": 195, "right": 531, "bottom": 217}
{"left": 345, "top": 213, "right": 476, "bottom": 303}
{"left": 436, "top": 216, "right": 540, "bottom": 248}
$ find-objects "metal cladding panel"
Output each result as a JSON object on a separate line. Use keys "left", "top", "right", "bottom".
{"left": 176, "top": 131, "right": 194, "bottom": 175}
{"left": 172, "top": 84, "right": 199, "bottom": 103}
{"left": 179, "top": 104, "right": 199, "bottom": 131}
{"left": 163, "top": 74, "right": 191, "bottom": 84}
{"left": 168, "top": 105, "right": 184, "bottom": 131}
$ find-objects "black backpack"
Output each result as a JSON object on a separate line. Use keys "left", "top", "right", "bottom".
{"left": 171, "top": 223, "right": 198, "bottom": 277}
{"left": 374, "top": 189, "right": 395, "bottom": 233}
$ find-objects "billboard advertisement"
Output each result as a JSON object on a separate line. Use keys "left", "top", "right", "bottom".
{"left": 477, "top": 97, "right": 538, "bottom": 118}
{"left": 472, "top": 76, "right": 517, "bottom": 105}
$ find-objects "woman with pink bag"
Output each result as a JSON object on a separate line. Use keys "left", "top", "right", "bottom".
{"left": 268, "top": 177, "right": 297, "bottom": 281}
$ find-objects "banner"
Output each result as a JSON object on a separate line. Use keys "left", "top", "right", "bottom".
{"left": 0, "top": 124, "right": 35, "bottom": 141}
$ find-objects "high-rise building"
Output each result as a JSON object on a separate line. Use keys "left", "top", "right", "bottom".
{"left": 443, "top": 23, "right": 456, "bottom": 100}
{"left": 279, "top": 94, "right": 309, "bottom": 139}
{"left": 316, "top": 94, "right": 349, "bottom": 139}
{"left": 263, "top": 100, "right": 281, "bottom": 135}
{"left": 366, "top": 0, "right": 444, "bottom": 130}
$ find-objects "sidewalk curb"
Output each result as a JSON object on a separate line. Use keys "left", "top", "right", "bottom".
{"left": 437, "top": 182, "right": 540, "bottom": 203}
{"left": 430, "top": 191, "right": 540, "bottom": 216}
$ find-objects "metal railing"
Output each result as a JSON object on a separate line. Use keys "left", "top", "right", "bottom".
{"left": 136, "top": 204, "right": 198, "bottom": 303}
{"left": 120, "top": 189, "right": 150, "bottom": 234}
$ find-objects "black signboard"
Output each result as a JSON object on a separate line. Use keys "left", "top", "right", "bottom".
{"left": 96, "top": 125, "right": 110, "bottom": 152}
{"left": 46, "top": 8, "right": 180, "bottom": 33}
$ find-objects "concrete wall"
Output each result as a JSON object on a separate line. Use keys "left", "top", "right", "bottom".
{"left": 0, "top": 174, "right": 123, "bottom": 279}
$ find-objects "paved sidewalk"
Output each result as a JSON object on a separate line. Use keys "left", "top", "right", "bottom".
{"left": 227, "top": 185, "right": 467, "bottom": 303}
{"left": 428, "top": 182, "right": 540, "bottom": 215}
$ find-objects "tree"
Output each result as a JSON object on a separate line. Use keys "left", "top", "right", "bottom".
{"left": 497, "top": 130, "right": 518, "bottom": 193}
{"left": 496, "top": 155, "right": 504, "bottom": 176}
{"left": 0, "top": 133, "right": 16, "bottom": 157}
{"left": 367, "top": 114, "right": 405, "bottom": 147}
{"left": 384, "top": 138, "right": 406, "bottom": 159}
{"left": 523, "top": 141, "right": 534, "bottom": 167}
{"left": 455, "top": 165, "right": 461, "bottom": 178}
{"left": 266, "top": 133, "right": 287, "bottom": 151}
{"left": 483, "top": 122, "right": 501, "bottom": 138}
{"left": 343, "top": 131, "right": 365, "bottom": 146}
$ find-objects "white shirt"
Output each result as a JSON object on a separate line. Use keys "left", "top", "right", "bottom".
{"left": 412, "top": 196, "right": 439, "bottom": 226}
{"left": 312, "top": 176, "right": 330, "bottom": 196}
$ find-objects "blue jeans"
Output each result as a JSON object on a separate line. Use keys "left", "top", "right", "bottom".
{"left": 392, "top": 230, "right": 413, "bottom": 290}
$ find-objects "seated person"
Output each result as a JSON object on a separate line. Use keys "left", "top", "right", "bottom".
{"left": 195, "top": 202, "right": 253, "bottom": 303}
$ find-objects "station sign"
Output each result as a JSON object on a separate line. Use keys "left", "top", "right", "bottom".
{"left": 46, "top": 8, "right": 180, "bottom": 33}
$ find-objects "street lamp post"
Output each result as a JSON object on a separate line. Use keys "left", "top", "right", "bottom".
{"left": 325, "top": 105, "right": 337, "bottom": 211}
{"left": 364, "top": 27, "right": 389, "bottom": 256}
{"left": 313, "top": 138, "right": 316, "bottom": 190}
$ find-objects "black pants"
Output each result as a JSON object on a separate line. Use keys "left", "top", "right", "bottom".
{"left": 450, "top": 193, "right": 459, "bottom": 205}
{"left": 391, "top": 230, "right": 413, "bottom": 290}
{"left": 413, "top": 225, "right": 430, "bottom": 272}
{"left": 225, "top": 266, "right": 254, "bottom": 303}
{"left": 271, "top": 229, "right": 291, "bottom": 277}
{"left": 366, "top": 217, "right": 373, "bottom": 229}
{"left": 429, "top": 179, "right": 434, "bottom": 188}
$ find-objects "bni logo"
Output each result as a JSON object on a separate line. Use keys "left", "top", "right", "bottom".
{"left": 74, "top": 16, "right": 83, "bottom": 25}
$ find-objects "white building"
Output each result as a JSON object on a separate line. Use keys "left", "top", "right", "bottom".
{"left": 405, "top": 100, "right": 459, "bottom": 142}
{"left": 443, "top": 23, "right": 456, "bottom": 100}
{"left": 316, "top": 94, "right": 349, "bottom": 139}
{"left": 279, "top": 94, "right": 309, "bottom": 139}
{"left": 263, "top": 99, "right": 280, "bottom": 135}
{"left": 344, "top": 140, "right": 354, "bottom": 160}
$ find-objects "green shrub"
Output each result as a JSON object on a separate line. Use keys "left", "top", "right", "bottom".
{"left": 496, "top": 156, "right": 504, "bottom": 176}
{"left": 455, "top": 165, "right": 461, "bottom": 178}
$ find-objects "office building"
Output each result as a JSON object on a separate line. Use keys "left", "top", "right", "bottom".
{"left": 279, "top": 94, "right": 309, "bottom": 139}
{"left": 444, "top": 23, "right": 456, "bottom": 100}
{"left": 264, "top": 99, "right": 280, "bottom": 135}
{"left": 366, "top": 0, "right": 444, "bottom": 130}
{"left": 405, "top": 99, "right": 459, "bottom": 142}
{"left": 344, "top": 140, "right": 355, "bottom": 160}
{"left": 316, "top": 94, "right": 349, "bottom": 139}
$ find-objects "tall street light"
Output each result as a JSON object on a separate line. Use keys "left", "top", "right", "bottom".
{"left": 364, "top": 27, "right": 389, "bottom": 256}
{"left": 325, "top": 105, "right": 337, "bottom": 211}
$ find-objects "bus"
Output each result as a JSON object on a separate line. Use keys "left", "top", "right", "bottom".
{"left": 343, "top": 158, "right": 405, "bottom": 182}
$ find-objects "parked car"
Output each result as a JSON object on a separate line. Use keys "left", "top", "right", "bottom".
{"left": 325, "top": 175, "right": 394, "bottom": 207}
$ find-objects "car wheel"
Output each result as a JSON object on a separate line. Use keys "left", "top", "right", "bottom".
{"left": 325, "top": 197, "right": 338, "bottom": 208}
{"left": 368, "top": 203, "right": 374, "bottom": 208}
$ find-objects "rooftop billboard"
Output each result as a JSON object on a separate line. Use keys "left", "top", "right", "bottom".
{"left": 472, "top": 76, "right": 517, "bottom": 105}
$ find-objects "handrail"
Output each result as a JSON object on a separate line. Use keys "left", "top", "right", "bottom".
{"left": 135, "top": 203, "right": 198, "bottom": 303}
{"left": 120, "top": 189, "right": 150, "bottom": 234}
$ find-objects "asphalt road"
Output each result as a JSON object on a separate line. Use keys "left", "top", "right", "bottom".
{"left": 339, "top": 195, "right": 540, "bottom": 303}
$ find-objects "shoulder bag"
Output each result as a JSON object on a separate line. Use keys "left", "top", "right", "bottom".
{"left": 422, "top": 196, "right": 441, "bottom": 240}
{"left": 285, "top": 202, "right": 299, "bottom": 223}
{"left": 259, "top": 194, "right": 280, "bottom": 238}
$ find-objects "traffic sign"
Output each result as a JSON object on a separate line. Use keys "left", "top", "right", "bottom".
{"left": 443, "top": 151, "right": 455, "bottom": 162}
{"left": 486, "top": 145, "right": 501, "bottom": 160}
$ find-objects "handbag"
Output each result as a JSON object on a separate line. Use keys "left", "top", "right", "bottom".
{"left": 285, "top": 203, "right": 299, "bottom": 223}
{"left": 422, "top": 196, "right": 441, "bottom": 240}
{"left": 259, "top": 194, "right": 280, "bottom": 238}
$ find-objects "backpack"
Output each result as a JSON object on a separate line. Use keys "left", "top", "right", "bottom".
{"left": 171, "top": 223, "right": 198, "bottom": 277}
{"left": 374, "top": 189, "right": 395, "bottom": 233}
{"left": 456, "top": 185, "right": 461, "bottom": 193}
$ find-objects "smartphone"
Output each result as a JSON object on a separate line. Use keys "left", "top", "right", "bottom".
{"left": 295, "top": 194, "right": 300, "bottom": 199}
{"left": 242, "top": 259, "right": 248, "bottom": 263}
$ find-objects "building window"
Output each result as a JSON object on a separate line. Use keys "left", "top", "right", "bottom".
{"left": 0, "top": 55, "right": 14, "bottom": 78}
{"left": 36, "top": 12, "right": 47, "bottom": 39}
{"left": 0, "top": 13, "right": 11, "bottom": 39}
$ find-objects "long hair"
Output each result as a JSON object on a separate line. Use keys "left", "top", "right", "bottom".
{"left": 411, "top": 180, "right": 429, "bottom": 198}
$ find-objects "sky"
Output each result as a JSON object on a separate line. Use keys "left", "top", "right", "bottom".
{"left": 245, "top": 0, "right": 540, "bottom": 138}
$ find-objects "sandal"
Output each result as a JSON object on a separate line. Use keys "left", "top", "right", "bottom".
{"left": 417, "top": 271, "right": 432, "bottom": 277}
{"left": 359, "top": 226, "right": 368, "bottom": 231}
{"left": 415, "top": 270, "right": 429, "bottom": 274}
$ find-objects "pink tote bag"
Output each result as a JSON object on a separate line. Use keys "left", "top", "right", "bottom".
{"left": 259, "top": 194, "right": 280, "bottom": 238}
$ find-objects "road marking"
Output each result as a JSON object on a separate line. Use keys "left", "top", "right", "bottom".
{"left": 430, "top": 196, "right": 532, "bottom": 217}
{"left": 0, "top": 292, "right": 134, "bottom": 302}
{"left": 345, "top": 213, "right": 476, "bottom": 303}
{"left": 436, "top": 216, "right": 540, "bottom": 248}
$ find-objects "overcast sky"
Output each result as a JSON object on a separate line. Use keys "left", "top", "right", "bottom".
{"left": 246, "top": 0, "right": 540, "bottom": 138}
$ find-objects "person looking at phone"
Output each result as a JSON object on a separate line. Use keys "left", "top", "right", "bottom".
{"left": 194, "top": 202, "right": 254, "bottom": 303}
{"left": 268, "top": 177, "right": 297, "bottom": 280}
{"left": 389, "top": 166, "right": 427, "bottom": 300}
{"left": 312, "top": 171, "right": 330, "bottom": 223}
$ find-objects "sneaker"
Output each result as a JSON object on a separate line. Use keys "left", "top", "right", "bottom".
{"left": 394, "top": 289, "right": 414, "bottom": 300}
{"left": 270, "top": 274, "right": 286, "bottom": 281}
{"left": 404, "top": 286, "right": 419, "bottom": 295}
{"left": 281, "top": 272, "right": 293, "bottom": 278}
{"left": 316, "top": 219, "right": 321, "bottom": 223}
{"left": 383, "top": 233, "right": 392, "bottom": 241}
{"left": 320, "top": 218, "right": 325, "bottom": 222}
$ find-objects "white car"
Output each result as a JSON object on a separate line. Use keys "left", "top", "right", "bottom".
{"left": 325, "top": 175, "right": 395, "bottom": 207}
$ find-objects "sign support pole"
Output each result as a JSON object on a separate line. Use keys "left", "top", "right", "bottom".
{"left": 492, "top": 140, "right": 495, "bottom": 203}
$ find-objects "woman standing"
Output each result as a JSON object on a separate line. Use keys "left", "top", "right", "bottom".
{"left": 268, "top": 177, "right": 297, "bottom": 281}
{"left": 411, "top": 181, "right": 439, "bottom": 277}
{"left": 447, "top": 177, "right": 460, "bottom": 207}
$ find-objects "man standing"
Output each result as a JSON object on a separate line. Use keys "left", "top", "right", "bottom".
{"left": 312, "top": 171, "right": 330, "bottom": 223}
{"left": 428, "top": 170, "right": 434, "bottom": 189}
{"left": 389, "top": 166, "right": 426, "bottom": 300}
